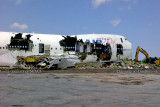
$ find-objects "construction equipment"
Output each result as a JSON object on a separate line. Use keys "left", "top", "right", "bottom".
{"left": 135, "top": 46, "right": 159, "bottom": 65}
{"left": 156, "top": 60, "right": 160, "bottom": 65}
{"left": 135, "top": 46, "right": 150, "bottom": 62}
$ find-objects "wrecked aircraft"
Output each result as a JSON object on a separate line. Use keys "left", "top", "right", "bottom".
{"left": 0, "top": 32, "right": 132, "bottom": 69}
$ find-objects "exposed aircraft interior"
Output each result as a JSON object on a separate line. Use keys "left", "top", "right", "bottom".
{"left": 60, "top": 36, "right": 112, "bottom": 61}
{"left": 117, "top": 44, "right": 123, "bottom": 55}
{"left": 59, "top": 36, "right": 77, "bottom": 51}
{"left": 8, "top": 33, "right": 33, "bottom": 51}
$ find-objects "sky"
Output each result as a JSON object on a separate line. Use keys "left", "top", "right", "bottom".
{"left": 0, "top": 0, "right": 160, "bottom": 60}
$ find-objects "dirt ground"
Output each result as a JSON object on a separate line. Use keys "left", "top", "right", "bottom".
{"left": 0, "top": 69, "right": 160, "bottom": 107}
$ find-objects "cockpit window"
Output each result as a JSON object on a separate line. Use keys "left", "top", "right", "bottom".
{"left": 120, "top": 38, "right": 123, "bottom": 43}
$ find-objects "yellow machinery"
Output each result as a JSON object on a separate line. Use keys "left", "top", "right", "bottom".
{"left": 135, "top": 46, "right": 150, "bottom": 62}
{"left": 17, "top": 56, "right": 41, "bottom": 63}
{"left": 156, "top": 60, "right": 160, "bottom": 65}
{"left": 135, "top": 46, "right": 159, "bottom": 65}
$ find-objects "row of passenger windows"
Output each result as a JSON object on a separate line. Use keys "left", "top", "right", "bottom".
{"left": 39, "top": 47, "right": 63, "bottom": 52}
{"left": 0, "top": 46, "right": 63, "bottom": 50}
{"left": 0, "top": 46, "right": 28, "bottom": 49}
{"left": 51, "top": 48, "right": 62, "bottom": 50}
{"left": 39, "top": 43, "right": 63, "bottom": 53}
{"left": 9, "top": 46, "right": 28, "bottom": 48}
{"left": 0, "top": 45, "right": 72, "bottom": 51}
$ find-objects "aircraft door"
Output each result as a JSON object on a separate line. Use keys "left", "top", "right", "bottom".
{"left": 44, "top": 45, "right": 50, "bottom": 55}
{"left": 117, "top": 44, "right": 123, "bottom": 55}
{"left": 102, "top": 43, "right": 112, "bottom": 60}
{"left": 39, "top": 43, "right": 44, "bottom": 53}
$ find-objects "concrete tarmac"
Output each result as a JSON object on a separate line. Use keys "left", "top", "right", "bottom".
{"left": 0, "top": 71, "right": 160, "bottom": 107}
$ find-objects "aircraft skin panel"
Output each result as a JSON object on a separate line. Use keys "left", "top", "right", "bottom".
{"left": 0, "top": 52, "right": 17, "bottom": 66}
{"left": 29, "top": 34, "right": 64, "bottom": 56}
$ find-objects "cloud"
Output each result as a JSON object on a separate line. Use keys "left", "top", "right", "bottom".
{"left": 10, "top": 22, "right": 28, "bottom": 30}
{"left": 110, "top": 19, "right": 121, "bottom": 27}
{"left": 92, "top": 0, "right": 112, "bottom": 8}
{"left": 15, "top": 0, "right": 22, "bottom": 5}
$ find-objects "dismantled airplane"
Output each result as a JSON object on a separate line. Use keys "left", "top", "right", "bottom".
{"left": 0, "top": 32, "right": 132, "bottom": 69}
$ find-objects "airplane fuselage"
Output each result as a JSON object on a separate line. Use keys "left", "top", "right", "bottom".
{"left": 0, "top": 32, "right": 132, "bottom": 67}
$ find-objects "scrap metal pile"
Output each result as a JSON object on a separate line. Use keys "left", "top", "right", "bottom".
{"left": 16, "top": 56, "right": 61, "bottom": 69}
{"left": 16, "top": 54, "right": 81, "bottom": 70}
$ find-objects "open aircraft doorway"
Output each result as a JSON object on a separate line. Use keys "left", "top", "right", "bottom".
{"left": 102, "top": 43, "right": 112, "bottom": 61}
